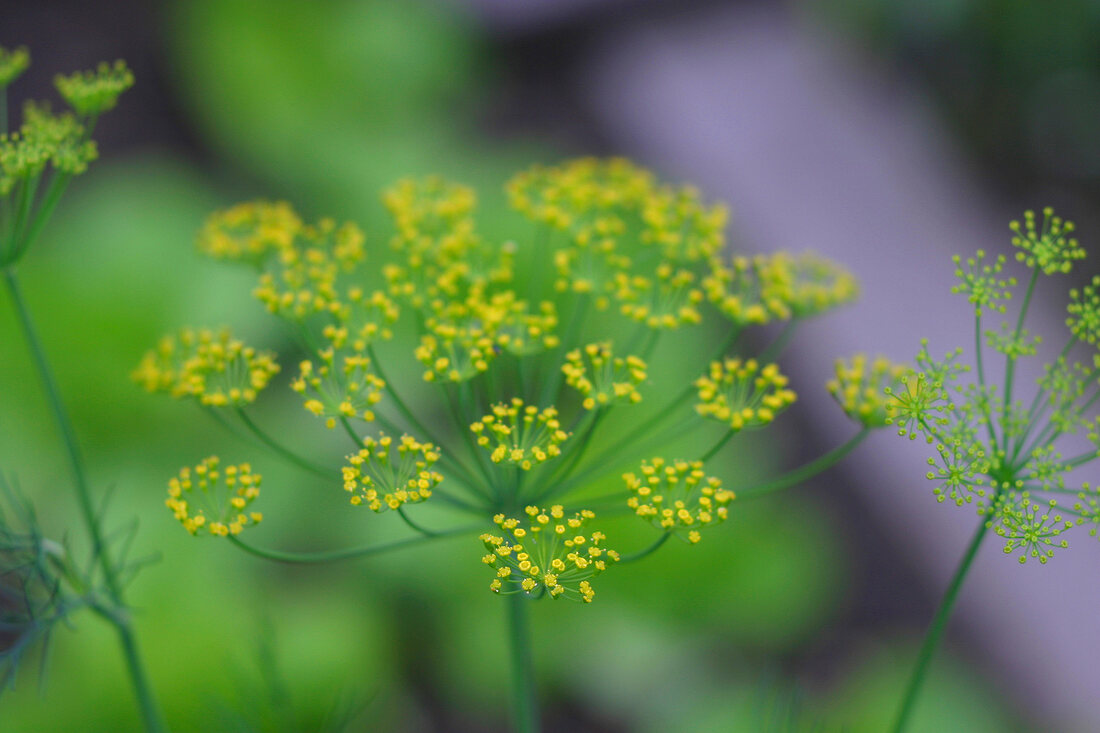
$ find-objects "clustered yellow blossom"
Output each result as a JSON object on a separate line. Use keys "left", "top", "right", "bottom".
{"left": 615, "top": 262, "right": 703, "bottom": 329}
{"left": 342, "top": 433, "right": 443, "bottom": 511}
{"left": 1010, "top": 208, "right": 1085, "bottom": 275}
{"left": 827, "top": 354, "right": 910, "bottom": 428}
{"left": 132, "top": 327, "right": 279, "bottom": 407}
{"left": 624, "top": 458, "right": 733, "bottom": 543}
{"left": 253, "top": 217, "right": 366, "bottom": 319}
{"left": 562, "top": 342, "right": 647, "bottom": 410}
{"left": 471, "top": 399, "right": 569, "bottom": 469}
{"left": 703, "top": 251, "right": 856, "bottom": 325}
{"left": 641, "top": 185, "right": 728, "bottom": 263}
{"left": 166, "top": 457, "right": 263, "bottom": 537}
{"left": 195, "top": 200, "right": 302, "bottom": 264}
{"left": 480, "top": 505, "right": 619, "bottom": 602}
{"left": 327, "top": 288, "right": 400, "bottom": 349}
{"left": 291, "top": 349, "right": 384, "bottom": 428}
{"left": 507, "top": 158, "right": 655, "bottom": 231}
{"left": 695, "top": 358, "right": 797, "bottom": 432}
{"left": 1, "top": 104, "right": 97, "bottom": 196}
{"left": 54, "top": 60, "right": 134, "bottom": 117}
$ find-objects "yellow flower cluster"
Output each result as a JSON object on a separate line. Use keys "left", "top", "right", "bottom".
{"left": 471, "top": 399, "right": 569, "bottom": 469}
{"left": 562, "top": 342, "right": 647, "bottom": 410}
{"left": 1010, "top": 208, "right": 1085, "bottom": 275}
{"left": 1, "top": 104, "right": 97, "bottom": 195}
{"left": 624, "top": 458, "right": 733, "bottom": 543}
{"left": 479, "top": 505, "right": 619, "bottom": 602}
{"left": 54, "top": 60, "right": 134, "bottom": 117}
{"left": 415, "top": 292, "right": 559, "bottom": 382}
{"left": 695, "top": 358, "right": 797, "bottom": 432}
{"left": 827, "top": 354, "right": 910, "bottom": 428}
{"left": 291, "top": 349, "right": 385, "bottom": 429}
{"left": 552, "top": 218, "right": 630, "bottom": 308}
{"left": 507, "top": 158, "right": 655, "bottom": 231}
{"left": 326, "top": 288, "right": 400, "bottom": 349}
{"left": 703, "top": 251, "right": 857, "bottom": 326}
{"left": 615, "top": 263, "right": 704, "bottom": 329}
{"left": 166, "top": 457, "right": 263, "bottom": 537}
{"left": 132, "top": 327, "right": 279, "bottom": 407}
{"left": 641, "top": 186, "right": 728, "bottom": 263}
{"left": 342, "top": 433, "right": 443, "bottom": 511}
{"left": 195, "top": 200, "right": 302, "bottom": 264}
{"left": 253, "top": 217, "right": 366, "bottom": 319}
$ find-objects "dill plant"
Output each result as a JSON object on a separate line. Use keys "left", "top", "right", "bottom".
{"left": 138, "top": 159, "right": 901, "bottom": 731}
{"left": 886, "top": 209, "right": 1100, "bottom": 732}
{"left": 0, "top": 47, "right": 164, "bottom": 729}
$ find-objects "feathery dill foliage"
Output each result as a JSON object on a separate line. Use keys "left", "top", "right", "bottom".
{"left": 887, "top": 209, "right": 1099, "bottom": 564}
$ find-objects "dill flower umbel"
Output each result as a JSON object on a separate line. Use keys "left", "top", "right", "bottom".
{"left": 624, "top": 458, "right": 733, "bottom": 543}
{"left": 471, "top": 399, "right": 569, "bottom": 469}
{"left": 342, "top": 433, "right": 443, "bottom": 511}
{"left": 480, "top": 506, "right": 619, "bottom": 602}
{"left": 292, "top": 349, "right": 385, "bottom": 428}
{"left": 562, "top": 342, "right": 647, "bottom": 410}
{"left": 132, "top": 327, "right": 279, "bottom": 407}
{"left": 166, "top": 457, "right": 263, "bottom": 537}
{"left": 0, "top": 45, "right": 30, "bottom": 88}
{"left": 695, "top": 358, "right": 797, "bottom": 432}
{"left": 54, "top": 60, "right": 134, "bottom": 117}
{"left": 827, "top": 354, "right": 909, "bottom": 428}
{"left": 196, "top": 200, "right": 302, "bottom": 264}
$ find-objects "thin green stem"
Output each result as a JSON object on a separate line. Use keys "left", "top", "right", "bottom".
{"left": 5, "top": 269, "right": 165, "bottom": 731}
{"left": 227, "top": 523, "right": 483, "bottom": 564}
{"left": 891, "top": 517, "right": 990, "bottom": 733}
{"left": 368, "top": 344, "right": 450, "bottom": 451}
{"left": 530, "top": 409, "right": 603, "bottom": 503}
{"left": 974, "top": 313, "right": 999, "bottom": 449}
{"left": 757, "top": 319, "right": 798, "bottom": 364}
{"left": 11, "top": 171, "right": 71, "bottom": 265}
{"left": 737, "top": 429, "right": 870, "bottom": 499}
{"left": 397, "top": 506, "right": 438, "bottom": 536}
{"left": 506, "top": 593, "right": 540, "bottom": 733}
{"left": 619, "top": 532, "right": 671, "bottom": 563}
{"left": 235, "top": 408, "right": 331, "bottom": 478}
{"left": 1001, "top": 267, "right": 1039, "bottom": 453}
{"left": 699, "top": 429, "right": 735, "bottom": 464}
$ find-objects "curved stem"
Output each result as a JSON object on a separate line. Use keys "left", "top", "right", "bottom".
{"left": 506, "top": 593, "right": 540, "bottom": 733}
{"left": 891, "top": 517, "right": 989, "bottom": 733}
{"left": 235, "top": 408, "right": 331, "bottom": 478}
{"left": 699, "top": 429, "right": 735, "bottom": 464}
{"left": 227, "top": 522, "right": 483, "bottom": 564}
{"left": 5, "top": 269, "right": 165, "bottom": 732}
{"left": 737, "top": 428, "right": 870, "bottom": 499}
{"left": 619, "top": 532, "right": 671, "bottom": 564}
{"left": 397, "top": 506, "right": 438, "bottom": 537}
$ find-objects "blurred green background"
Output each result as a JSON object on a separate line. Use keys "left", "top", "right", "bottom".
{"left": 3, "top": 0, "right": 1082, "bottom": 730}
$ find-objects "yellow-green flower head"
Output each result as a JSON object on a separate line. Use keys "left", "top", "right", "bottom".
{"left": 470, "top": 398, "right": 569, "bottom": 469}
{"left": 415, "top": 296, "right": 498, "bottom": 382}
{"left": 984, "top": 322, "right": 1040, "bottom": 358}
{"left": 884, "top": 371, "right": 950, "bottom": 443}
{"left": 641, "top": 185, "right": 728, "bottom": 263}
{"left": 623, "top": 458, "right": 734, "bottom": 543}
{"left": 993, "top": 495, "right": 1072, "bottom": 564}
{"left": 827, "top": 354, "right": 910, "bottom": 428}
{"left": 384, "top": 176, "right": 477, "bottom": 257}
{"left": 775, "top": 251, "right": 859, "bottom": 318}
{"left": 507, "top": 157, "right": 655, "bottom": 231}
{"left": 553, "top": 220, "right": 631, "bottom": 309}
{"left": 1073, "top": 483, "right": 1100, "bottom": 541}
{"left": 253, "top": 217, "right": 366, "bottom": 319}
{"left": 1010, "top": 208, "right": 1084, "bottom": 275}
{"left": 0, "top": 45, "right": 30, "bottom": 88}
{"left": 196, "top": 200, "right": 302, "bottom": 264}
{"left": 951, "top": 250, "right": 1015, "bottom": 316}
{"left": 291, "top": 348, "right": 385, "bottom": 429}
{"left": 702, "top": 254, "right": 793, "bottom": 326}
{"left": 1, "top": 104, "right": 96, "bottom": 193}
{"left": 615, "top": 263, "right": 704, "bottom": 329}
{"left": 491, "top": 293, "right": 560, "bottom": 356}
{"left": 54, "top": 60, "right": 134, "bottom": 117}
{"left": 562, "top": 342, "right": 647, "bottom": 410}
{"left": 326, "top": 287, "right": 401, "bottom": 350}
{"left": 166, "top": 457, "right": 263, "bottom": 537}
{"left": 926, "top": 439, "right": 990, "bottom": 506}
{"left": 479, "top": 505, "right": 619, "bottom": 602}
{"left": 132, "top": 327, "right": 280, "bottom": 407}
{"left": 341, "top": 433, "right": 442, "bottom": 511}
{"left": 695, "top": 358, "right": 797, "bottom": 432}
{"left": 1067, "top": 274, "right": 1100, "bottom": 346}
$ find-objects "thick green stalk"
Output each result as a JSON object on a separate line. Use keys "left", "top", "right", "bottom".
{"left": 5, "top": 268, "right": 165, "bottom": 732}
{"left": 891, "top": 517, "right": 989, "bottom": 733}
{"left": 506, "top": 593, "right": 540, "bottom": 733}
